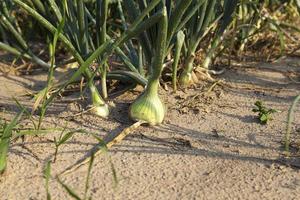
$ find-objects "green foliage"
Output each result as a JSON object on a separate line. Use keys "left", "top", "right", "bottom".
{"left": 1, "top": 1, "right": 300, "bottom": 198}
{"left": 53, "top": 126, "right": 76, "bottom": 162}
{"left": 2, "top": 0, "right": 298, "bottom": 124}
{"left": 252, "top": 101, "right": 277, "bottom": 124}
{"left": 0, "top": 109, "right": 24, "bottom": 173}
{"left": 179, "top": 0, "right": 238, "bottom": 86}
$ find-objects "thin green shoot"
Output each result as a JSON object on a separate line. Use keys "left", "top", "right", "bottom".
{"left": 84, "top": 153, "right": 95, "bottom": 200}
{"left": 109, "top": 156, "right": 118, "bottom": 189}
{"left": 0, "top": 108, "right": 24, "bottom": 173}
{"left": 53, "top": 123, "right": 70, "bottom": 162}
{"left": 285, "top": 94, "right": 300, "bottom": 153}
{"left": 53, "top": 131, "right": 77, "bottom": 162}
{"left": 13, "top": 97, "right": 37, "bottom": 130}
{"left": 57, "top": 176, "right": 81, "bottom": 200}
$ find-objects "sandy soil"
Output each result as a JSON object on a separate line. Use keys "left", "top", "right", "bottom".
{"left": 0, "top": 57, "right": 300, "bottom": 200}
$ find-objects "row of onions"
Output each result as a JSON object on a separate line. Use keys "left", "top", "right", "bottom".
{"left": 0, "top": 0, "right": 299, "bottom": 126}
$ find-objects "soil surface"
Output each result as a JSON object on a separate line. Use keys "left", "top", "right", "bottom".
{"left": 0, "top": 57, "right": 300, "bottom": 200}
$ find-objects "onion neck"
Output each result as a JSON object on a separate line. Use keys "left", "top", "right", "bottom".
{"left": 146, "top": 78, "right": 159, "bottom": 96}
{"left": 90, "top": 84, "right": 105, "bottom": 106}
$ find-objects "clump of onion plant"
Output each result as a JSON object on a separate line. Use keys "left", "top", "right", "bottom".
{"left": 178, "top": 0, "right": 218, "bottom": 87}
{"left": 129, "top": 6, "right": 167, "bottom": 125}
{"left": 11, "top": 0, "right": 110, "bottom": 118}
{"left": 179, "top": 0, "right": 237, "bottom": 87}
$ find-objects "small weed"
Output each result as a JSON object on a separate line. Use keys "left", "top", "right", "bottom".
{"left": 252, "top": 100, "right": 278, "bottom": 124}
{"left": 0, "top": 109, "right": 24, "bottom": 173}
{"left": 53, "top": 128, "right": 79, "bottom": 162}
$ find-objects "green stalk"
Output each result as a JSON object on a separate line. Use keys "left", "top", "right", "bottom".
{"left": 172, "top": 31, "right": 185, "bottom": 91}
{"left": 96, "top": 0, "right": 109, "bottom": 99}
{"left": 167, "top": 0, "right": 193, "bottom": 46}
{"left": 138, "top": 44, "right": 145, "bottom": 76}
{"left": 12, "top": 0, "right": 84, "bottom": 65}
{"left": 91, "top": 8, "right": 165, "bottom": 82}
{"left": 202, "top": 36, "right": 221, "bottom": 69}
{"left": 175, "top": 0, "right": 206, "bottom": 33}
{"left": 0, "top": 1, "right": 12, "bottom": 20}
{"left": 0, "top": 25, "right": 8, "bottom": 43}
{"left": 123, "top": 0, "right": 159, "bottom": 63}
{"left": 31, "top": 0, "right": 46, "bottom": 15}
{"left": 117, "top": 0, "right": 139, "bottom": 67}
{"left": 129, "top": 6, "right": 168, "bottom": 125}
{"left": 202, "top": 0, "right": 238, "bottom": 69}
{"left": 77, "top": 0, "right": 88, "bottom": 55}
{"left": 0, "top": 41, "right": 32, "bottom": 60}
{"left": 43, "top": 40, "right": 113, "bottom": 114}
{"left": 179, "top": 15, "right": 218, "bottom": 84}
{"left": 91, "top": 0, "right": 163, "bottom": 93}
{"left": 101, "top": 63, "right": 108, "bottom": 99}
{"left": 0, "top": 15, "right": 28, "bottom": 50}
{"left": 108, "top": 70, "right": 147, "bottom": 86}
{"left": 47, "top": 0, "right": 62, "bottom": 21}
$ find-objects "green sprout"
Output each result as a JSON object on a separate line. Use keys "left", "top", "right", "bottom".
{"left": 252, "top": 101, "right": 278, "bottom": 124}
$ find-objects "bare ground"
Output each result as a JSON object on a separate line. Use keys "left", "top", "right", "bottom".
{"left": 0, "top": 57, "right": 300, "bottom": 200}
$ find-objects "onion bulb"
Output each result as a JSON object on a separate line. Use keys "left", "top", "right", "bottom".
{"left": 90, "top": 85, "right": 109, "bottom": 117}
{"left": 129, "top": 79, "right": 165, "bottom": 125}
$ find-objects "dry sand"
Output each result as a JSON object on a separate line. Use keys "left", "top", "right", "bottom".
{"left": 0, "top": 58, "right": 300, "bottom": 200}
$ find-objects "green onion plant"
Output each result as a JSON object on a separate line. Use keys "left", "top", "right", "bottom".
{"left": 121, "top": 0, "right": 209, "bottom": 123}
{"left": 1, "top": 0, "right": 299, "bottom": 126}
{"left": 179, "top": 0, "right": 238, "bottom": 87}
